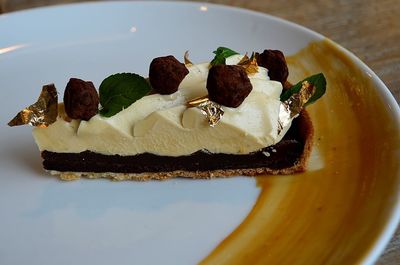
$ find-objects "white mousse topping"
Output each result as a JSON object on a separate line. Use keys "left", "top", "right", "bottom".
{"left": 33, "top": 55, "right": 290, "bottom": 156}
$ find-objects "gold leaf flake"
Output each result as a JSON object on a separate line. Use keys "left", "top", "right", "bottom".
{"left": 278, "top": 81, "right": 315, "bottom": 135}
{"left": 184, "top": 50, "right": 193, "bottom": 66}
{"left": 198, "top": 101, "right": 224, "bottom": 127}
{"left": 237, "top": 53, "right": 249, "bottom": 65}
{"left": 8, "top": 84, "right": 58, "bottom": 128}
{"left": 187, "top": 95, "right": 209, "bottom": 107}
{"left": 237, "top": 52, "right": 259, "bottom": 74}
{"left": 187, "top": 96, "right": 224, "bottom": 127}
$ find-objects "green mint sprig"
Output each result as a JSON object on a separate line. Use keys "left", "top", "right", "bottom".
{"left": 99, "top": 73, "right": 151, "bottom": 117}
{"left": 210, "top": 47, "right": 239, "bottom": 66}
{"left": 280, "top": 73, "right": 327, "bottom": 106}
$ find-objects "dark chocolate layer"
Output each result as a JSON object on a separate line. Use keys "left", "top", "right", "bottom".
{"left": 42, "top": 118, "right": 305, "bottom": 173}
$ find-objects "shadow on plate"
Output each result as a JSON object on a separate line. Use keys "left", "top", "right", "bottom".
{"left": 3, "top": 135, "right": 48, "bottom": 177}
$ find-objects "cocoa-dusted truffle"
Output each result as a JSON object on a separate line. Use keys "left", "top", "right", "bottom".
{"left": 149, "top": 55, "right": 189, "bottom": 95}
{"left": 256, "top": 50, "right": 288, "bottom": 84}
{"left": 63, "top": 78, "right": 99, "bottom": 121}
{"left": 207, "top": 65, "right": 252, "bottom": 108}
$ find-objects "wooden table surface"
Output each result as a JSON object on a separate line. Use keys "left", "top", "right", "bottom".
{"left": 1, "top": 0, "right": 399, "bottom": 264}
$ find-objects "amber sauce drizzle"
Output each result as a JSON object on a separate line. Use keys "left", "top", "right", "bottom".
{"left": 201, "top": 39, "right": 400, "bottom": 265}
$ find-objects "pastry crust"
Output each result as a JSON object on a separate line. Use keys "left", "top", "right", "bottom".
{"left": 46, "top": 110, "right": 314, "bottom": 181}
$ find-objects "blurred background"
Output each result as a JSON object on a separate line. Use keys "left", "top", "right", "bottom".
{"left": 1, "top": 0, "right": 399, "bottom": 264}
{"left": 1, "top": 0, "right": 399, "bottom": 103}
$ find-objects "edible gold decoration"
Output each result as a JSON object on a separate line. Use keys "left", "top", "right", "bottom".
{"left": 238, "top": 52, "right": 259, "bottom": 74}
{"left": 198, "top": 101, "right": 224, "bottom": 127}
{"left": 278, "top": 81, "right": 315, "bottom": 134}
{"left": 237, "top": 52, "right": 249, "bottom": 64}
{"left": 187, "top": 95, "right": 209, "bottom": 107}
{"left": 187, "top": 96, "right": 224, "bottom": 127}
{"left": 8, "top": 84, "right": 58, "bottom": 128}
{"left": 184, "top": 50, "right": 193, "bottom": 66}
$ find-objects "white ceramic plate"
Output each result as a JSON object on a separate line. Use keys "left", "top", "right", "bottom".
{"left": 0, "top": 2, "right": 399, "bottom": 265}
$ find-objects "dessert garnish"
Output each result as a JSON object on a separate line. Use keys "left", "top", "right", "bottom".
{"left": 99, "top": 73, "right": 150, "bottom": 117}
{"left": 184, "top": 51, "right": 193, "bottom": 66}
{"left": 280, "top": 73, "right": 326, "bottom": 104}
{"left": 278, "top": 74, "right": 326, "bottom": 135}
{"left": 237, "top": 52, "right": 259, "bottom": 75}
{"left": 187, "top": 96, "right": 224, "bottom": 127}
{"left": 149, "top": 55, "right": 189, "bottom": 94}
{"left": 64, "top": 78, "right": 99, "bottom": 121}
{"left": 207, "top": 64, "right": 253, "bottom": 108}
{"left": 8, "top": 84, "right": 57, "bottom": 128}
{"left": 256, "top": 49, "right": 289, "bottom": 84}
{"left": 210, "top": 47, "right": 239, "bottom": 66}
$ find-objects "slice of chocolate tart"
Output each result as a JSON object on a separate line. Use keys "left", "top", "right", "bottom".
{"left": 8, "top": 47, "right": 325, "bottom": 181}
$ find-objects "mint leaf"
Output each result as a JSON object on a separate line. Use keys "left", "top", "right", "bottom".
{"left": 280, "top": 73, "right": 327, "bottom": 105}
{"left": 210, "top": 47, "right": 239, "bottom": 66}
{"left": 99, "top": 73, "right": 151, "bottom": 117}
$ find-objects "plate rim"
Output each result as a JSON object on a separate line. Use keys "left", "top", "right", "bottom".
{"left": 1, "top": 1, "right": 399, "bottom": 264}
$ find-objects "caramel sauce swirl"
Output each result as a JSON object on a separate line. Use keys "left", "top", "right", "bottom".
{"left": 201, "top": 39, "right": 400, "bottom": 264}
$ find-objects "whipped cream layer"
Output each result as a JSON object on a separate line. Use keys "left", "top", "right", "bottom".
{"left": 33, "top": 55, "right": 290, "bottom": 156}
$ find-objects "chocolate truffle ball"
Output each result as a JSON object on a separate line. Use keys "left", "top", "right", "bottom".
{"left": 63, "top": 78, "right": 99, "bottom": 121}
{"left": 206, "top": 65, "right": 252, "bottom": 108}
{"left": 149, "top": 55, "right": 189, "bottom": 95}
{"left": 256, "top": 49, "right": 288, "bottom": 84}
